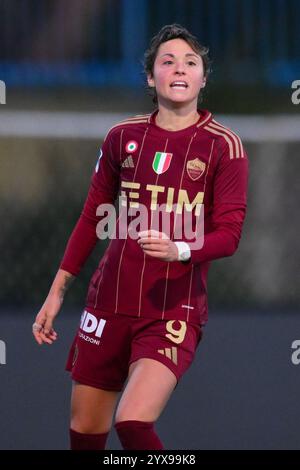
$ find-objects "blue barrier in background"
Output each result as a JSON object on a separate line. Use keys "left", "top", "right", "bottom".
{"left": 0, "top": 0, "right": 299, "bottom": 88}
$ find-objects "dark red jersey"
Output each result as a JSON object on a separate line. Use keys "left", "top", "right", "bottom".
{"left": 61, "top": 110, "right": 248, "bottom": 325}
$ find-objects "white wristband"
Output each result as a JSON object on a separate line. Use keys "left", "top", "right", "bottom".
{"left": 174, "top": 241, "right": 191, "bottom": 261}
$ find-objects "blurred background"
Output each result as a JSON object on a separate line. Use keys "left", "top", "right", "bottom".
{"left": 0, "top": 0, "right": 299, "bottom": 450}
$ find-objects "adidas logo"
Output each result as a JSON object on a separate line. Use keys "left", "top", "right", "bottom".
{"left": 121, "top": 155, "right": 134, "bottom": 168}
{"left": 158, "top": 346, "right": 178, "bottom": 365}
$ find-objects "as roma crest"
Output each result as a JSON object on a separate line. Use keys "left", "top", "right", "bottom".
{"left": 186, "top": 158, "right": 206, "bottom": 181}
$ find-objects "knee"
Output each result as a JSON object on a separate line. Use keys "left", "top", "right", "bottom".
{"left": 114, "top": 420, "right": 163, "bottom": 450}
{"left": 70, "top": 416, "right": 111, "bottom": 435}
{"left": 70, "top": 417, "right": 95, "bottom": 435}
{"left": 115, "top": 406, "right": 156, "bottom": 424}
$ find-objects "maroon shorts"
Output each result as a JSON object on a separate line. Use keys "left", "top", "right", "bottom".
{"left": 66, "top": 309, "right": 203, "bottom": 391}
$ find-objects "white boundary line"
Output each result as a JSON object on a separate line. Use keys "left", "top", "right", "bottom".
{"left": 0, "top": 110, "right": 299, "bottom": 141}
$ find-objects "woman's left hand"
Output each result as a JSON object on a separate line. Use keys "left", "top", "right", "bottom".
{"left": 137, "top": 230, "right": 178, "bottom": 262}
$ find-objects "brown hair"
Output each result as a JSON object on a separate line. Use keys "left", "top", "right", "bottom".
{"left": 144, "top": 24, "right": 211, "bottom": 104}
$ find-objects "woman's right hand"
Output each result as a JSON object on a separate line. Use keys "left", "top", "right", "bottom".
{"left": 32, "top": 269, "right": 75, "bottom": 345}
{"left": 32, "top": 294, "right": 62, "bottom": 345}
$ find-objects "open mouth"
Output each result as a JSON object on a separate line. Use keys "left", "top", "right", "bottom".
{"left": 170, "top": 81, "right": 188, "bottom": 89}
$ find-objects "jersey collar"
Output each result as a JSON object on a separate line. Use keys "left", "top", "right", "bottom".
{"left": 149, "top": 109, "right": 212, "bottom": 137}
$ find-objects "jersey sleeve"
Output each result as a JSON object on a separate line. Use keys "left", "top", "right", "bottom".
{"left": 60, "top": 132, "right": 120, "bottom": 275}
{"left": 189, "top": 138, "right": 248, "bottom": 265}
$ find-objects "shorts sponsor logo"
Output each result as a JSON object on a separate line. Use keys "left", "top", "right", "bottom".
{"left": 78, "top": 331, "right": 100, "bottom": 346}
{"left": 79, "top": 310, "right": 106, "bottom": 344}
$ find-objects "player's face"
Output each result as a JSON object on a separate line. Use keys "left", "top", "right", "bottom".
{"left": 148, "top": 38, "right": 206, "bottom": 108}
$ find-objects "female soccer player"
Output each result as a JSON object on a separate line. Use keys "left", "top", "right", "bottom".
{"left": 32, "top": 24, "right": 248, "bottom": 450}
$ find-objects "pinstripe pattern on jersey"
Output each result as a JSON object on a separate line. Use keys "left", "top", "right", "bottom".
{"left": 94, "top": 122, "right": 150, "bottom": 313}
{"left": 114, "top": 126, "right": 150, "bottom": 313}
{"left": 94, "top": 112, "right": 220, "bottom": 322}
{"left": 186, "top": 264, "right": 194, "bottom": 323}
{"left": 93, "top": 128, "right": 125, "bottom": 310}
{"left": 119, "top": 128, "right": 124, "bottom": 165}
{"left": 203, "top": 139, "right": 215, "bottom": 192}
{"left": 161, "top": 132, "right": 197, "bottom": 320}
{"left": 137, "top": 138, "right": 169, "bottom": 318}
{"left": 186, "top": 139, "right": 214, "bottom": 322}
